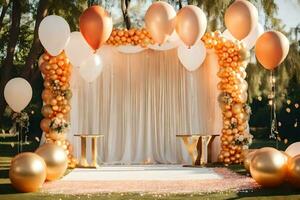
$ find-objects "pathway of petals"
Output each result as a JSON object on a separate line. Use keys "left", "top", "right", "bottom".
{"left": 42, "top": 168, "right": 259, "bottom": 194}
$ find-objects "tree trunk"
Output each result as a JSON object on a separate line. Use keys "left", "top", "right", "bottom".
{"left": 178, "top": 0, "right": 183, "bottom": 9}
{"left": 0, "top": 0, "right": 21, "bottom": 123}
{"left": 121, "top": 0, "right": 131, "bottom": 29}
{"left": 21, "top": 0, "right": 49, "bottom": 83}
{"left": 0, "top": 3, "right": 10, "bottom": 31}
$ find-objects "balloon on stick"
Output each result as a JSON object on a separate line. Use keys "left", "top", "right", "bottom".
{"left": 177, "top": 41, "right": 206, "bottom": 71}
{"left": 145, "top": 2, "right": 176, "bottom": 44}
{"left": 224, "top": 0, "right": 258, "bottom": 40}
{"left": 38, "top": 15, "right": 70, "bottom": 56}
{"left": 79, "top": 54, "right": 103, "bottom": 82}
{"left": 64, "top": 31, "right": 94, "bottom": 67}
{"left": 255, "top": 31, "right": 289, "bottom": 70}
{"left": 9, "top": 152, "right": 46, "bottom": 192}
{"left": 176, "top": 5, "right": 207, "bottom": 47}
{"left": 4, "top": 78, "right": 32, "bottom": 112}
{"left": 285, "top": 142, "right": 300, "bottom": 157}
{"left": 79, "top": 6, "right": 113, "bottom": 51}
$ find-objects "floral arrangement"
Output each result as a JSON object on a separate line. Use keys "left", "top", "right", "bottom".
{"left": 234, "top": 133, "right": 253, "bottom": 150}
{"left": 49, "top": 117, "right": 70, "bottom": 134}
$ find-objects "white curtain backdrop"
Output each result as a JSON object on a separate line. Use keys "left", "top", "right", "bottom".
{"left": 67, "top": 46, "right": 222, "bottom": 165}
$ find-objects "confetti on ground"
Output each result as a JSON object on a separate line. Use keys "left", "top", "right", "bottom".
{"left": 42, "top": 167, "right": 259, "bottom": 194}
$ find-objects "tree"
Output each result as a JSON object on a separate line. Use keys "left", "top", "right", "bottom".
{"left": 0, "top": 0, "right": 86, "bottom": 133}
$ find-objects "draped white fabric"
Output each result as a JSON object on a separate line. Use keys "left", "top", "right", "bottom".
{"left": 68, "top": 46, "right": 222, "bottom": 164}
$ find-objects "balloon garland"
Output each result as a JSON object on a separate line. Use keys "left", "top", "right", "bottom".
{"left": 202, "top": 31, "right": 252, "bottom": 165}
{"left": 39, "top": 51, "right": 77, "bottom": 168}
{"left": 106, "top": 28, "right": 155, "bottom": 47}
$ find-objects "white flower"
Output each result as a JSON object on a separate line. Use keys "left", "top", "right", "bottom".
{"left": 238, "top": 135, "right": 244, "bottom": 142}
{"left": 242, "top": 145, "right": 249, "bottom": 150}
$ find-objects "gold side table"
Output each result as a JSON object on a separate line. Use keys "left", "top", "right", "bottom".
{"left": 74, "top": 134, "right": 104, "bottom": 168}
{"left": 176, "top": 134, "right": 219, "bottom": 166}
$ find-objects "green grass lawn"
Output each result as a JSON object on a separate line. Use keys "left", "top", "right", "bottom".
{"left": 1, "top": 138, "right": 300, "bottom": 199}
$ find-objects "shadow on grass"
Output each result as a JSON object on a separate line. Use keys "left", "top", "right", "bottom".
{"left": 228, "top": 184, "right": 300, "bottom": 200}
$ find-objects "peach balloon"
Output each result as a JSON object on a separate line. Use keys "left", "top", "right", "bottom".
{"left": 79, "top": 6, "right": 113, "bottom": 50}
{"left": 224, "top": 0, "right": 258, "bottom": 40}
{"left": 145, "top": 2, "right": 176, "bottom": 44}
{"left": 255, "top": 31, "right": 289, "bottom": 70}
{"left": 176, "top": 5, "right": 207, "bottom": 47}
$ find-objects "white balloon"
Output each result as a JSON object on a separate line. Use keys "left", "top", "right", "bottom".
{"left": 116, "top": 45, "right": 145, "bottom": 54}
{"left": 96, "top": 45, "right": 115, "bottom": 64}
{"left": 79, "top": 54, "right": 103, "bottom": 83}
{"left": 285, "top": 142, "right": 300, "bottom": 157}
{"left": 4, "top": 78, "right": 32, "bottom": 112}
{"left": 65, "top": 32, "right": 93, "bottom": 68}
{"left": 38, "top": 15, "right": 70, "bottom": 56}
{"left": 177, "top": 41, "right": 206, "bottom": 71}
{"left": 238, "top": 80, "right": 248, "bottom": 92}
{"left": 222, "top": 29, "right": 236, "bottom": 41}
{"left": 149, "top": 31, "right": 181, "bottom": 51}
{"left": 168, "top": 31, "right": 180, "bottom": 42}
{"left": 148, "top": 41, "right": 180, "bottom": 51}
{"left": 242, "top": 23, "right": 264, "bottom": 50}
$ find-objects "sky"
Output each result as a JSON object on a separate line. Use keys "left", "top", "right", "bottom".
{"left": 276, "top": 0, "right": 300, "bottom": 29}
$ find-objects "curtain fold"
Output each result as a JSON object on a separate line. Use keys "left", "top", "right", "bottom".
{"left": 68, "top": 47, "right": 222, "bottom": 164}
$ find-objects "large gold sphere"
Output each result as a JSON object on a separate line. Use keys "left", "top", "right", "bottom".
{"left": 250, "top": 147, "right": 287, "bottom": 187}
{"left": 244, "top": 151, "right": 255, "bottom": 171}
{"left": 9, "top": 152, "right": 46, "bottom": 192}
{"left": 35, "top": 143, "right": 68, "bottom": 181}
{"left": 287, "top": 155, "right": 300, "bottom": 188}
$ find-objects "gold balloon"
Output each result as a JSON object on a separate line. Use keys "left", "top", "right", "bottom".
{"left": 232, "top": 103, "right": 243, "bottom": 114}
{"left": 244, "top": 150, "right": 255, "bottom": 171}
{"left": 35, "top": 143, "right": 68, "bottom": 181}
{"left": 285, "top": 142, "right": 300, "bottom": 158}
{"left": 41, "top": 105, "right": 53, "bottom": 118}
{"left": 40, "top": 118, "right": 51, "bottom": 133}
{"left": 250, "top": 147, "right": 288, "bottom": 187}
{"left": 287, "top": 155, "right": 300, "bottom": 187}
{"left": 9, "top": 152, "right": 46, "bottom": 192}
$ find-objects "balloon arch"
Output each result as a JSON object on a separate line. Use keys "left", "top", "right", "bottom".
{"left": 36, "top": 1, "right": 289, "bottom": 167}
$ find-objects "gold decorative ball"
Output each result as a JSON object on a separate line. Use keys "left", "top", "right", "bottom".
{"left": 250, "top": 147, "right": 288, "bottom": 187}
{"left": 287, "top": 155, "right": 300, "bottom": 188}
{"left": 9, "top": 152, "right": 46, "bottom": 192}
{"left": 244, "top": 151, "right": 255, "bottom": 171}
{"left": 35, "top": 143, "right": 68, "bottom": 181}
{"left": 232, "top": 103, "right": 243, "bottom": 114}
